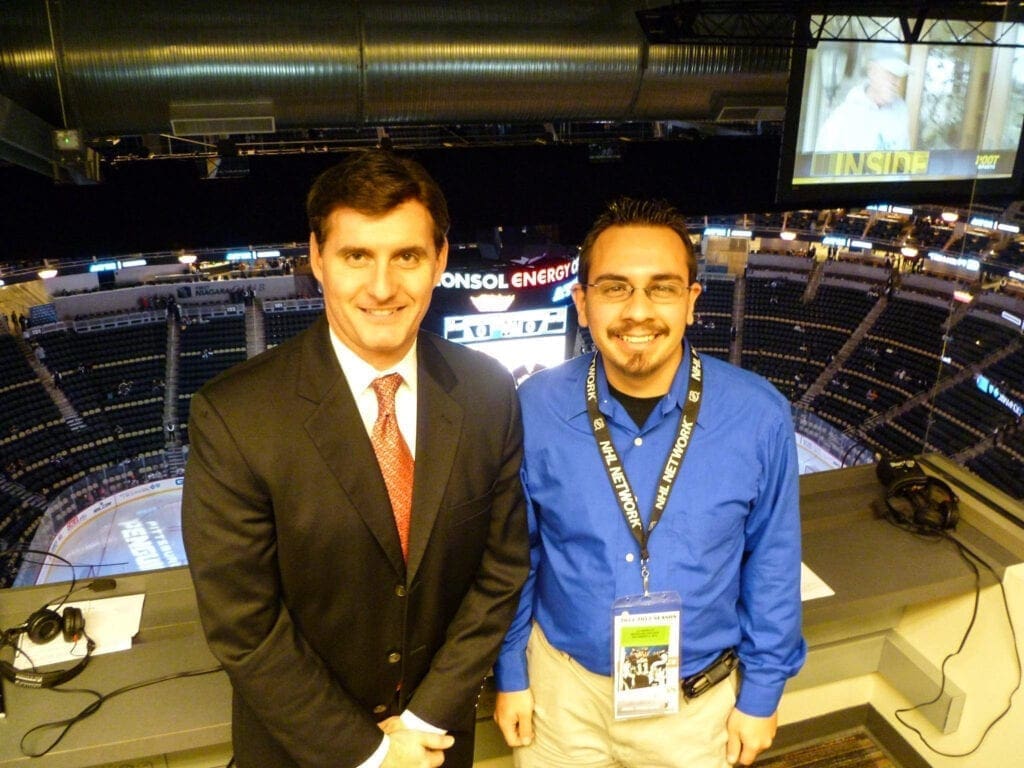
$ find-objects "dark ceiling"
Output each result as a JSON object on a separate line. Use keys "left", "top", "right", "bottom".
{"left": 0, "top": 135, "right": 788, "bottom": 261}
{"left": 0, "top": 1, "right": 1020, "bottom": 262}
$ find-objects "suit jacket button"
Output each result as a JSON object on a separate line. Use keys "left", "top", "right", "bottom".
{"left": 387, "top": 651, "right": 402, "bottom": 664}
{"left": 395, "top": 585, "right": 407, "bottom": 597}
{"left": 373, "top": 704, "right": 387, "bottom": 714}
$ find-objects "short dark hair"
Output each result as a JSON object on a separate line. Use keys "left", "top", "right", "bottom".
{"left": 306, "top": 151, "right": 450, "bottom": 250}
{"left": 578, "top": 197, "right": 697, "bottom": 284}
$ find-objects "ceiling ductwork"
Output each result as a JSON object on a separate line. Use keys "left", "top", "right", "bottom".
{"left": 0, "top": 0, "right": 791, "bottom": 169}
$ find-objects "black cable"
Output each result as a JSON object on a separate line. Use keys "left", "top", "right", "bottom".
{"left": 0, "top": 548, "right": 79, "bottom": 613}
{"left": 892, "top": 530, "right": 1022, "bottom": 758}
{"left": 52, "top": 576, "right": 119, "bottom": 614}
{"left": 18, "top": 665, "right": 224, "bottom": 758}
{"left": 1, "top": 631, "right": 42, "bottom": 670}
{"left": 0, "top": 547, "right": 129, "bottom": 609}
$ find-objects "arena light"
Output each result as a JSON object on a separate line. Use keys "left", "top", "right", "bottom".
{"left": 928, "top": 252, "right": 980, "bottom": 271}
{"left": 178, "top": 254, "right": 197, "bottom": 265}
{"left": 469, "top": 293, "right": 516, "bottom": 313}
{"left": 38, "top": 267, "right": 58, "bottom": 279}
{"left": 900, "top": 245, "right": 919, "bottom": 258}
{"left": 940, "top": 211, "right": 959, "bottom": 223}
{"left": 779, "top": 231, "right": 797, "bottom": 241}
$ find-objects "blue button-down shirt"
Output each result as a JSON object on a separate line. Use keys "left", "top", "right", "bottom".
{"left": 495, "top": 345, "right": 806, "bottom": 716}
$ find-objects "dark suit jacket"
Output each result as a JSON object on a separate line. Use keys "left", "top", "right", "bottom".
{"left": 182, "top": 317, "right": 529, "bottom": 768}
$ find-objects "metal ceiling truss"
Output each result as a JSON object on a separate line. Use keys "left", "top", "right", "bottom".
{"left": 99, "top": 121, "right": 724, "bottom": 167}
{"left": 636, "top": 1, "right": 1024, "bottom": 47}
{"left": 812, "top": 13, "right": 1024, "bottom": 46}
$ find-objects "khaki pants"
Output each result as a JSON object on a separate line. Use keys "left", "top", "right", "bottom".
{"left": 514, "top": 624, "right": 736, "bottom": 768}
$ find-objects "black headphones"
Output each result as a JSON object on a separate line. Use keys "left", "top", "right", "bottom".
{"left": 0, "top": 549, "right": 116, "bottom": 689}
{"left": 877, "top": 457, "right": 959, "bottom": 533}
{"left": 1, "top": 604, "right": 95, "bottom": 688}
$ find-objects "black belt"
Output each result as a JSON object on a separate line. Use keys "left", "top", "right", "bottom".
{"left": 681, "top": 649, "right": 738, "bottom": 699}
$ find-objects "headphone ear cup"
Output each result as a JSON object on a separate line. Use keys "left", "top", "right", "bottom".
{"left": 887, "top": 477, "right": 960, "bottom": 532}
{"left": 926, "top": 478, "right": 959, "bottom": 530}
{"left": 888, "top": 479, "right": 958, "bottom": 532}
{"left": 884, "top": 481, "right": 916, "bottom": 526}
{"left": 25, "top": 608, "right": 63, "bottom": 645}
{"left": 941, "top": 500, "right": 959, "bottom": 529}
{"left": 62, "top": 607, "right": 85, "bottom": 643}
{"left": 884, "top": 496, "right": 907, "bottom": 525}
{"left": 912, "top": 493, "right": 946, "bottom": 529}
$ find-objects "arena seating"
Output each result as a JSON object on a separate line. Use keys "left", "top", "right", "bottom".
{"left": 967, "top": 442, "right": 1024, "bottom": 499}
{"left": 828, "top": 214, "right": 869, "bottom": 238}
{"left": 751, "top": 212, "right": 784, "bottom": 230}
{"left": 741, "top": 276, "right": 876, "bottom": 402}
{"left": 911, "top": 219, "right": 955, "bottom": 250}
{"left": 688, "top": 277, "right": 734, "bottom": 361}
{"left": 35, "top": 321, "right": 169, "bottom": 461}
{"left": 264, "top": 298, "right": 324, "bottom": 348}
{"left": 946, "top": 231, "right": 991, "bottom": 256}
{"left": 785, "top": 211, "right": 818, "bottom": 231}
{"left": 6, "top": 202, "right": 1024, "bottom": 576}
{"left": 946, "top": 310, "right": 1022, "bottom": 366}
{"left": 992, "top": 239, "right": 1024, "bottom": 266}
{"left": 865, "top": 217, "right": 905, "bottom": 242}
{"left": 177, "top": 313, "right": 247, "bottom": 427}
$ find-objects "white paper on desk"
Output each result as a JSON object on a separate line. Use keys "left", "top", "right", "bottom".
{"left": 13, "top": 593, "right": 146, "bottom": 670}
{"left": 801, "top": 562, "right": 835, "bottom": 602}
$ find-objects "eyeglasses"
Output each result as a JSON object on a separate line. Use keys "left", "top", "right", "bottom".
{"left": 584, "top": 279, "right": 692, "bottom": 303}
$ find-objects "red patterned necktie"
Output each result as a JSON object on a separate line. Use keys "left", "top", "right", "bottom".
{"left": 370, "top": 374, "right": 414, "bottom": 560}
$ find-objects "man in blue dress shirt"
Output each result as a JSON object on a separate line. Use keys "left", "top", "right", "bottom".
{"left": 493, "top": 198, "right": 806, "bottom": 767}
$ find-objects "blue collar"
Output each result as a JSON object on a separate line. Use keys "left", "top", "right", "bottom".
{"left": 566, "top": 343, "right": 699, "bottom": 428}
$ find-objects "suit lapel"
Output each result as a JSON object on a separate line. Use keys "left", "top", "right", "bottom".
{"left": 407, "top": 335, "right": 463, "bottom": 582}
{"left": 299, "top": 318, "right": 406, "bottom": 575}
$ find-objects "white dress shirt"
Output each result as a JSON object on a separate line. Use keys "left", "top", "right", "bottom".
{"left": 325, "top": 329, "right": 446, "bottom": 767}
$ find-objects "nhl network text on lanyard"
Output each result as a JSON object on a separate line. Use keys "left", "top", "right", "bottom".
{"left": 585, "top": 349, "right": 704, "bottom": 596}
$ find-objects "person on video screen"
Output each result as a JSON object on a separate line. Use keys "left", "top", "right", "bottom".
{"left": 815, "top": 48, "right": 912, "bottom": 153}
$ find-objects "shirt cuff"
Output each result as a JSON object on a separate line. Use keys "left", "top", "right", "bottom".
{"left": 735, "top": 678, "right": 785, "bottom": 718}
{"left": 493, "top": 648, "right": 529, "bottom": 692}
{"left": 356, "top": 736, "right": 389, "bottom": 768}
{"left": 401, "top": 709, "right": 446, "bottom": 734}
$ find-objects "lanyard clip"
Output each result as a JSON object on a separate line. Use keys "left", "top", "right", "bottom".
{"left": 640, "top": 558, "right": 650, "bottom": 597}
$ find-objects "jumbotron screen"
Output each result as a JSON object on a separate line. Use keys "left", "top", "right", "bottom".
{"left": 779, "top": 18, "right": 1024, "bottom": 201}
{"left": 443, "top": 307, "right": 570, "bottom": 381}
{"left": 425, "top": 253, "right": 579, "bottom": 381}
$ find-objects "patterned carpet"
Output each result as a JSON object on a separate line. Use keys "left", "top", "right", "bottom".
{"left": 757, "top": 731, "right": 897, "bottom": 768}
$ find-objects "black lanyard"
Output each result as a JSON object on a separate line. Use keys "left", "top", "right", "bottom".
{"left": 585, "top": 349, "right": 703, "bottom": 595}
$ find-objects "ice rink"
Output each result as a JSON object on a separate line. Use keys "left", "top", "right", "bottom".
{"left": 35, "top": 481, "right": 187, "bottom": 585}
{"left": 32, "top": 442, "right": 836, "bottom": 585}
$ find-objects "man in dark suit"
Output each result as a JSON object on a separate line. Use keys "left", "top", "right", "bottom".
{"left": 182, "top": 151, "right": 530, "bottom": 768}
